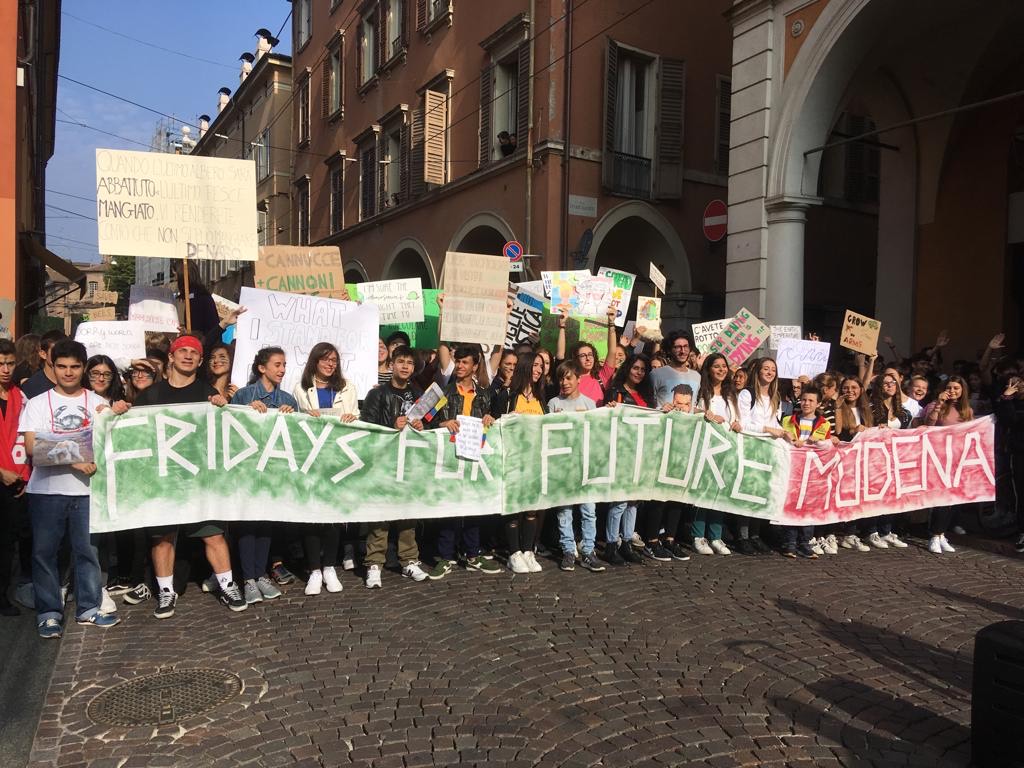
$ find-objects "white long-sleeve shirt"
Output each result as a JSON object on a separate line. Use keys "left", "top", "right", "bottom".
{"left": 738, "top": 389, "right": 781, "bottom": 435}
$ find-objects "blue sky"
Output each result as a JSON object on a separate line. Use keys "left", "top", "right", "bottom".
{"left": 46, "top": 1, "right": 292, "bottom": 265}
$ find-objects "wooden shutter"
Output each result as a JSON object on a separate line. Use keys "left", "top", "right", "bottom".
{"left": 410, "top": 106, "right": 425, "bottom": 198}
{"left": 416, "top": 0, "right": 427, "bottom": 31}
{"left": 654, "top": 58, "right": 685, "bottom": 200}
{"left": 602, "top": 39, "right": 618, "bottom": 191}
{"left": 479, "top": 65, "right": 493, "bottom": 167}
{"left": 401, "top": 0, "right": 410, "bottom": 46}
{"left": 715, "top": 77, "right": 731, "bottom": 176}
{"left": 376, "top": 6, "right": 386, "bottom": 70}
{"left": 321, "top": 58, "right": 330, "bottom": 118}
{"left": 515, "top": 41, "right": 530, "bottom": 154}
{"left": 361, "top": 146, "right": 376, "bottom": 219}
{"left": 356, "top": 22, "right": 364, "bottom": 86}
{"left": 400, "top": 117, "right": 411, "bottom": 203}
{"left": 424, "top": 89, "right": 447, "bottom": 186}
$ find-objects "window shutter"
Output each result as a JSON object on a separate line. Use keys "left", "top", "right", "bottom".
{"left": 376, "top": 7, "right": 386, "bottom": 70}
{"left": 401, "top": 0, "right": 410, "bottom": 46}
{"left": 361, "top": 146, "right": 376, "bottom": 219}
{"left": 479, "top": 65, "right": 493, "bottom": 167}
{"left": 416, "top": 0, "right": 426, "bottom": 31}
{"left": 515, "top": 41, "right": 530, "bottom": 154}
{"left": 424, "top": 89, "right": 447, "bottom": 186}
{"left": 321, "top": 58, "right": 330, "bottom": 118}
{"left": 356, "top": 23, "right": 364, "bottom": 86}
{"left": 715, "top": 77, "right": 731, "bottom": 176}
{"left": 410, "top": 106, "right": 425, "bottom": 198}
{"left": 654, "top": 58, "right": 685, "bottom": 200}
{"left": 602, "top": 39, "right": 618, "bottom": 191}
{"left": 400, "top": 117, "right": 411, "bottom": 202}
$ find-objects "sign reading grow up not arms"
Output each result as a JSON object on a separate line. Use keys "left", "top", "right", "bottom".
{"left": 440, "top": 251, "right": 509, "bottom": 346}
{"left": 95, "top": 149, "right": 258, "bottom": 261}
{"left": 840, "top": 309, "right": 881, "bottom": 355}
{"left": 255, "top": 246, "right": 348, "bottom": 300}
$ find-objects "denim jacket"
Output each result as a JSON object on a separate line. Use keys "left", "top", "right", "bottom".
{"left": 230, "top": 379, "right": 299, "bottom": 410}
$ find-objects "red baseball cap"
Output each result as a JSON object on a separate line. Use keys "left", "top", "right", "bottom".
{"left": 169, "top": 335, "right": 203, "bottom": 355}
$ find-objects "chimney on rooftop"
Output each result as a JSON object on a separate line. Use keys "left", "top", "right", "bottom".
{"left": 239, "top": 52, "right": 255, "bottom": 83}
{"left": 255, "top": 28, "right": 279, "bottom": 61}
{"left": 217, "top": 87, "right": 231, "bottom": 114}
{"left": 198, "top": 115, "right": 211, "bottom": 139}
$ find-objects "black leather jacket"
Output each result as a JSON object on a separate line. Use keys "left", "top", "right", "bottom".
{"left": 362, "top": 382, "right": 421, "bottom": 428}
{"left": 434, "top": 380, "right": 492, "bottom": 424}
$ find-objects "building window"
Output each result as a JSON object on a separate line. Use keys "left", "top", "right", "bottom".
{"left": 715, "top": 76, "right": 731, "bottom": 177}
{"left": 492, "top": 57, "right": 518, "bottom": 161}
{"left": 380, "top": 112, "right": 406, "bottom": 209}
{"left": 254, "top": 128, "right": 271, "bottom": 180}
{"left": 358, "top": 139, "right": 378, "bottom": 220}
{"left": 359, "top": 10, "right": 379, "bottom": 85}
{"left": 296, "top": 0, "right": 312, "bottom": 48}
{"left": 297, "top": 75, "right": 311, "bottom": 145}
{"left": 328, "top": 46, "right": 342, "bottom": 116}
{"left": 297, "top": 180, "right": 310, "bottom": 245}
{"left": 427, "top": 0, "right": 451, "bottom": 24}
{"left": 329, "top": 165, "right": 344, "bottom": 234}
{"left": 258, "top": 210, "right": 269, "bottom": 246}
{"left": 479, "top": 30, "right": 528, "bottom": 168}
{"left": 843, "top": 113, "right": 880, "bottom": 204}
{"left": 88, "top": 280, "right": 97, "bottom": 297}
{"left": 386, "top": 0, "right": 405, "bottom": 60}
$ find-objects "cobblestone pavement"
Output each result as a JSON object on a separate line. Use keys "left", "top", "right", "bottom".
{"left": 25, "top": 540, "right": 1024, "bottom": 768}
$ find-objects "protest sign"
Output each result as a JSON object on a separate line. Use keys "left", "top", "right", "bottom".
{"left": 769, "top": 325, "right": 802, "bottom": 349}
{"left": 0, "top": 299, "right": 13, "bottom": 338}
{"left": 351, "top": 278, "right": 424, "bottom": 324}
{"left": 543, "top": 271, "right": 614, "bottom": 318}
{"left": 88, "top": 307, "right": 116, "bottom": 321}
{"left": 255, "top": 246, "right": 348, "bottom": 300}
{"left": 840, "top": 310, "right": 881, "bottom": 354}
{"left": 538, "top": 310, "right": 609, "bottom": 361}
{"left": 634, "top": 297, "right": 662, "bottom": 340}
{"left": 505, "top": 287, "right": 545, "bottom": 348}
{"left": 440, "top": 251, "right": 508, "bottom": 346}
{"left": 706, "top": 307, "right": 771, "bottom": 366}
{"left": 95, "top": 149, "right": 258, "bottom": 261}
{"left": 93, "top": 290, "right": 119, "bottom": 305}
{"left": 455, "top": 416, "right": 485, "bottom": 461}
{"left": 540, "top": 270, "right": 588, "bottom": 299}
{"left": 649, "top": 262, "right": 667, "bottom": 293}
{"left": 407, "top": 383, "right": 446, "bottom": 422}
{"left": 692, "top": 319, "right": 728, "bottom": 355}
{"left": 74, "top": 320, "right": 146, "bottom": 368}
{"left": 375, "top": 289, "right": 441, "bottom": 349}
{"left": 230, "top": 287, "right": 379, "bottom": 398}
{"left": 33, "top": 430, "right": 94, "bottom": 466}
{"left": 595, "top": 267, "right": 636, "bottom": 326}
{"left": 91, "top": 406, "right": 995, "bottom": 532}
{"left": 776, "top": 338, "right": 831, "bottom": 379}
{"left": 128, "top": 285, "right": 180, "bottom": 332}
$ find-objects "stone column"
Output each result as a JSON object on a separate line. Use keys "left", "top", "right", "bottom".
{"left": 765, "top": 200, "right": 809, "bottom": 328}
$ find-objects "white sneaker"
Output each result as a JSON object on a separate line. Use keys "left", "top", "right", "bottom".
{"left": 841, "top": 534, "right": 870, "bottom": 552}
{"left": 402, "top": 561, "right": 428, "bottom": 582}
{"left": 342, "top": 544, "right": 356, "bottom": 571}
{"left": 100, "top": 588, "right": 117, "bottom": 615}
{"left": 939, "top": 535, "right": 956, "bottom": 553}
{"left": 822, "top": 534, "right": 839, "bottom": 555}
{"left": 507, "top": 551, "right": 530, "bottom": 574}
{"left": 365, "top": 564, "right": 382, "bottom": 588}
{"left": 693, "top": 537, "right": 714, "bottom": 555}
{"left": 523, "top": 550, "right": 543, "bottom": 573}
{"left": 928, "top": 535, "right": 943, "bottom": 554}
{"left": 304, "top": 569, "right": 323, "bottom": 595}
{"left": 809, "top": 538, "right": 825, "bottom": 556}
{"left": 709, "top": 539, "right": 731, "bottom": 555}
{"left": 631, "top": 532, "right": 644, "bottom": 548}
{"left": 322, "top": 566, "right": 343, "bottom": 593}
{"left": 883, "top": 532, "right": 908, "bottom": 548}
{"left": 867, "top": 532, "right": 889, "bottom": 549}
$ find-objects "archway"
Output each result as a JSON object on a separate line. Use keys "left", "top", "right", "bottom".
{"left": 344, "top": 259, "right": 369, "bottom": 285}
{"left": 382, "top": 237, "right": 436, "bottom": 288}
{"left": 446, "top": 212, "right": 527, "bottom": 282}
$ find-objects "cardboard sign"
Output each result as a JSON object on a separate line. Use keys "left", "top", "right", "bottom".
{"left": 505, "top": 287, "right": 545, "bottom": 348}
{"left": 649, "top": 262, "right": 667, "bottom": 293}
{"left": 634, "top": 297, "right": 662, "bottom": 340}
{"left": 595, "top": 267, "right": 636, "bottom": 327}
{"left": 88, "top": 307, "right": 116, "bottom": 321}
{"left": 351, "top": 278, "right": 424, "bottom": 324}
{"left": 128, "top": 285, "right": 181, "bottom": 332}
{"left": 691, "top": 319, "right": 729, "bottom": 355}
{"left": 706, "top": 307, "right": 771, "bottom": 366}
{"left": 840, "top": 310, "right": 881, "bottom": 355}
{"left": 775, "top": 338, "right": 830, "bottom": 379}
{"left": 255, "top": 246, "right": 348, "bottom": 300}
{"left": 440, "top": 252, "right": 509, "bottom": 346}
{"left": 769, "top": 325, "right": 802, "bottom": 349}
{"left": 231, "top": 287, "right": 379, "bottom": 398}
{"left": 539, "top": 270, "right": 589, "bottom": 299}
{"left": 92, "top": 290, "right": 119, "bottom": 305}
{"left": 0, "top": 298, "right": 13, "bottom": 338}
{"left": 95, "top": 149, "right": 258, "bottom": 261}
{"left": 74, "top": 320, "right": 147, "bottom": 368}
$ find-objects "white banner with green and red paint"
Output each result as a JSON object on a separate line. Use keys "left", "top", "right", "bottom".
{"left": 89, "top": 406, "right": 995, "bottom": 532}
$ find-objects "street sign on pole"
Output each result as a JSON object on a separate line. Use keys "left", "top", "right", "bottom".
{"left": 702, "top": 199, "right": 728, "bottom": 242}
{"left": 503, "top": 240, "right": 523, "bottom": 264}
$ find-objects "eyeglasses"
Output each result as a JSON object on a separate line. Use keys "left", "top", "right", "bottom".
{"left": 88, "top": 371, "right": 113, "bottom": 381}
{"left": 131, "top": 369, "right": 155, "bottom": 380}
{"left": 672, "top": 344, "right": 689, "bottom": 351}
{"left": 577, "top": 352, "right": 594, "bottom": 359}
{"left": 319, "top": 358, "right": 339, "bottom": 367}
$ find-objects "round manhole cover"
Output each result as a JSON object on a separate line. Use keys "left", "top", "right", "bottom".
{"left": 87, "top": 669, "right": 242, "bottom": 727}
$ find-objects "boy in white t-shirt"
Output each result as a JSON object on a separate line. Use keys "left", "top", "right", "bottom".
{"left": 19, "top": 339, "right": 122, "bottom": 638}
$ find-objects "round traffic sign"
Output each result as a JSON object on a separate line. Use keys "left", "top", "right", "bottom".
{"left": 702, "top": 200, "right": 728, "bottom": 242}
{"left": 503, "top": 240, "right": 524, "bottom": 262}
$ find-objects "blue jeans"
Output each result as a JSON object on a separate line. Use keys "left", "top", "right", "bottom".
{"left": 558, "top": 502, "right": 596, "bottom": 555}
{"left": 606, "top": 502, "right": 637, "bottom": 544}
{"left": 29, "top": 494, "right": 101, "bottom": 623}
{"left": 691, "top": 508, "right": 724, "bottom": 541}
{"left": 437, "top": 518, "right": 480, "bottom": 560}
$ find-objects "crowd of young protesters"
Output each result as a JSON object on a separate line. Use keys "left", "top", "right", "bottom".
{"left": 1, "top": 290, "right": 1022, "bottom": 638}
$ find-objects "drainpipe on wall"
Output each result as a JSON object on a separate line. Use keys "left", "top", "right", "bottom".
{"left": 524, "top": 0, "right": 536, "bottom": 256}
{"left": 559, "top": 0, "right": 573, "bottom": 271}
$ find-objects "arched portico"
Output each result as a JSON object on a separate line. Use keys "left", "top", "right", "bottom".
{"left": 382, "top": 237, "right": 436, "bottom": 288}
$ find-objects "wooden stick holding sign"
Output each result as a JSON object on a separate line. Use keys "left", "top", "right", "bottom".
{"left": 181, "top": 258, "right": 192, "bottom": 332}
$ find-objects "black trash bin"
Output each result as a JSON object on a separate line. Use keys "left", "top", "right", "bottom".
{"left": 972, "top": 620, "right": 1024, "bottom": 767}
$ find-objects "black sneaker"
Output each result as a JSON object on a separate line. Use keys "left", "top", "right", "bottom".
{"left": 217, "top": 582, "right": 249, "bottom": 612}
{"left": 749, "top": 536, "right": 772, "bottom": 554}
{"left": 735, "top": 538, "right": 757, "bottom": 556}
{"left": 123, "top": 584, "right": 152, "bottom": 605}
{"left": 559, "top": 552, "right": 576, "bottom": 571}
{"left": 603, "top": 545, "right": 626, "bottom": 566}
{"left": 154, "top": 589, "right": 177, "bottom": 619}
{"left": 664, "top": 541, "right": 691, "bottom": 561}
{"left": 795, "top": 543, "right": 819, "bottom": 559}
{"left": 270, "top": 563, "right": 296, "bottom": 586}
{"left": 781, "top": 548, "right": 797, "bottom": 559}
{"left": 620, "top": 542, "right": 644, "bottom": 565}
{"left": 645, "top": 542, "right": 672, "bottom": 562}
{"left": 579, "top": 552, "right": 606, "bottom": 572}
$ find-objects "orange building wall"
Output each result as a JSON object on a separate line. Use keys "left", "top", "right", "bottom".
{"left": 0, "top": 0, "right": 17, "bottom": 326}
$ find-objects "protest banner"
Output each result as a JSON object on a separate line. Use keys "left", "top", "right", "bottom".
{"left": 769, "top": 325, "right": 802, "bottom": 349}
{"left": 775, "top": 338, "right": 831, "bottom": 379}
{"left": 634, "top": 296, "right": 662, "bottom": 340}
{"left": 840, "top": 309, "right": 881, "bottom": 355}
{"left": 350, "top": 278, "right": 424, "bottom": 324}
{"left": 91, "top": 406, "right": 995, "bottom": 532}
{"left": 88, "top": 307, "right": 116, "bottom": 321}
{"left": 74, "top": 320, "right": 146, "bottom": 368}
{"left": 0, "top": 298, "right": 13, "bottom": 338}
{"left": 95, "top": 149, "right": 258, "bottom": 261}
{"left": 692, "top": 319, "right": 728, "bottom": 355}
{"left": 230, "top": 287, "right": 379, "bottom": 398}
{"left": 779, "top": 418, "right": 996, "bottom": 525}
{"left": 706, "top": 307, "right": 771, "bottom": 366}
{"left": 505, "top": 286, "right": 545, "bottom": 348}
{"left": 93, "top": 290, "right": 119, "bottom": 305}
{"left": 128, "top": 285, "right": 180, "bottom": 332}
{"left": 255, "top": 246, "right": 348, "bottom": 300}
{"left": 440, "top": 252, "right": 508, "bottom": 346}
{"left": 595, "top": 267, "right": 636, "bottom": 326}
